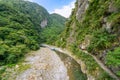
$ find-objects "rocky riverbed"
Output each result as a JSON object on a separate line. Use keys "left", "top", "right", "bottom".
{"left": 16, "top": 47, "right": 69, "bottom": 80}
{"left": 0, "top": 46, "right": 87, "bottom": 80}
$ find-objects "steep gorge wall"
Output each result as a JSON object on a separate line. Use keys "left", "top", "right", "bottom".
{"left": 56, "top": 0, "right": 120, "bottom": 79}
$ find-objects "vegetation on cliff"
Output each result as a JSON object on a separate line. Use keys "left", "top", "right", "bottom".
{"left": 55, "top": 0, "right": 120, "bottom": 79}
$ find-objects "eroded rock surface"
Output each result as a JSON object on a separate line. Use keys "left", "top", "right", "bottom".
{"left": 16, "top": 48, "right": 69, "bottom": 80}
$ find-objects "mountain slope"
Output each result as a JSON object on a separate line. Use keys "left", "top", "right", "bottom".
{"left": 56, "top": 0, "right": 120, "bottom": 79}
{"left": 40, "top": 13, "right": 66, "bottom": 43}
{"left": 0, "top": 0, "right": 50, "bottom": 31}
{"left": 0, "top": 3, "right": 40, "bottom": 65}
{"left": 0, "top": 0, "right": 66, "bottom": 66}
{"left": 50, "top": 13, "right": 66, "bottom": 27}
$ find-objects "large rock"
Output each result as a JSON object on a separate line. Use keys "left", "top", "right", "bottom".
{"left": 79, "top": 35, "right": 92, "bottom": 50}
{"left": 108, "top": 1, "right": 118, "bottom": 13}
{"left": 102, "top": 17, "right": 113, "bottom": 33}
{"left": 40, "top": 19, "right": 48, "bottom": 28}
{"left": 76, "top": 0, "right": 89, "bottom": 21}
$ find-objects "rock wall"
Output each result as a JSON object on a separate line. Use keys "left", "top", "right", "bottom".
{"left": 58, "top": 0, "right": 120, "bottom": 79}
{"left": 76, "top": 0, "right": 89, "bottom": 21}
{"left": 40, "top": 19, "right": 48, "bottom": 28}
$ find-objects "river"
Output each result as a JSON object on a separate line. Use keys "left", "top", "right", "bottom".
{"left": 1, "top": 47, "right": 87, "bottom": 80}
{"left": 55, "top": 50, "right": 87, "bottom": 80}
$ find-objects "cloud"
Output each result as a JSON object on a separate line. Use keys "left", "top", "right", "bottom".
{"left": 51, "top": 1, "right": 75, "bottom": 18}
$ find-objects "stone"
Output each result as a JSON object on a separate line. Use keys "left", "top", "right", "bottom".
{"left": 108, "top": 2, "right": 118, "bottom": 13}
{"left": 40, "top": 19, "right": 48, "bottom": 28}
{"left": 79, "top": 35, "right": 92, "bottom": 50}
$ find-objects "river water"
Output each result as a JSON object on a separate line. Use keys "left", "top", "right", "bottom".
{"left": 55, "top": 51, "right": 87, "bottom": 80}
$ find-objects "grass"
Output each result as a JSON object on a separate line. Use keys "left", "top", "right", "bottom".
{"left": 69, "top": 44, "right": 114, "bottom": 79}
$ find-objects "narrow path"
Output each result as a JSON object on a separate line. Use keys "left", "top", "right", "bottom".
{"left": 82, "top": 50, "right": 120, "bottom": 80}
{"left": 16, "top": 47, "right": 69, "bottom": 80}
{"left": 41, "top": 44, "right": 120, "bottom": 80}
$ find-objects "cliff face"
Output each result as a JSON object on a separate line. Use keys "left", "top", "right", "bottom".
{"left": 76, "top": 0, "right": 89, "bottom": 21}
{"left": 40, "top": 19, "right": 48, "bottom": 28}
{"left": 56, "top": 0, "right": 120, "bottom": 79}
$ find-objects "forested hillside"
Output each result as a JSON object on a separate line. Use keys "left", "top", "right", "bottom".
{"left": 40, "top": 13, "right": 66, "bottom": 43}
{"left": 55, "top": 0, "right": 120, "bottom": 79}
{"left": 0, "top": 3, "right": 40, "bottom": 65}
{"left": 0, "top": 0, "right": 50, "bottom": 32}
{"left": 0, "top": 0, "right": 66, "bottom": 66}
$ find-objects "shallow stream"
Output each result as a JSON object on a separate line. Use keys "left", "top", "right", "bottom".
{"left": 55, "top": 51, "right": 87, "bottom": 80}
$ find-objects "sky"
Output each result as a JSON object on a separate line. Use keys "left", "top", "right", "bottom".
{"left": 27, "top": 0, "right": 76, "bottom": 18}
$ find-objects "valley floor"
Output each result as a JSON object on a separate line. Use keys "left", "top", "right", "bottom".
{"left": 16, "top": 47, "right": 69, "bottom": 80}
{"left": 1, "top": 44, "right": 118, "bottom": 80}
